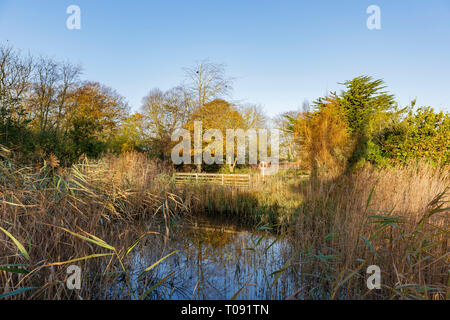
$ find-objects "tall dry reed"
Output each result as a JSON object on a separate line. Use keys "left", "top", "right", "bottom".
{"left": 1, "top": 149, "right": 448, "bottom": 300}
{"left": 293, "top": 162, "right": 449, "bottom": 299}
{"left": 0, "top": 151, "right": 187, "bottom": 299}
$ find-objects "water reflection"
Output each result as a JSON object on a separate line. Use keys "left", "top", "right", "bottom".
{"left": 127, "top": 218, "right": 301, "bottom": 300}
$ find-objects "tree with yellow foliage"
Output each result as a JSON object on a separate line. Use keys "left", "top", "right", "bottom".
{"left": 293, "top": 97, "right": 353, "bottom": 178}
{"left": 185, "top": 99, "right": 247, "bottom": 172}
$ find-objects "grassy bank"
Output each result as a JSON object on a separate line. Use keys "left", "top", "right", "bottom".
{"left": 0, "top": 151, "right": 448, "bottom": 299}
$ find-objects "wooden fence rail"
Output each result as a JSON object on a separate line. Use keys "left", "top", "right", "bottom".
{"left": 175, "top": 173, "right": 250, "bottom": 188}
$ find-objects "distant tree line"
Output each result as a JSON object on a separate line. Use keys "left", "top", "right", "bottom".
{"left": 1, "top": 43, "right": 448, "bottom": 172}
{"left": 0, "top": 44, "right": 266, "bottom": 168}
{"left": 0, "top": 44, "right": 131, "bottom": 164}
{"left": 283, "top": 76, "right": 449, "bottom": 176}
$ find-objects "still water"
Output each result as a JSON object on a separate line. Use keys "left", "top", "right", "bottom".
{"left": 114, "top": 218, "right": 301, "bottom": 300}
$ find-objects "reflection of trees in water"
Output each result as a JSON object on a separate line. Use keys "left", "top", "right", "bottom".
{"left": 131, "top": 222, "right": 301, "bottom": 300}
{"left": 183, "top": 227, "right": 242, "bottom": 259}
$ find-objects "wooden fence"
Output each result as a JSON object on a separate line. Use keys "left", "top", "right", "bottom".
{"left": 175, "top": 173, "right": 250, "bottom": 188}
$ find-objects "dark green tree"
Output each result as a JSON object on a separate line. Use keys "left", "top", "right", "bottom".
{"left": 328, "top": 76, "right": 401, "bottom": 168}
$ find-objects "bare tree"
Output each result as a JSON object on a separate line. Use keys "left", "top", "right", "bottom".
{"left": 302, "top": 99, "right": 310, "bottom": 114}
{"left": 183, "top": 60, "right": 234, "bottom": 171}
{"left": 31, "top": 57, "right": 60, "bottom": 133}
{"left": 0, "top": 44, "right": 82, "bottom": 137}
{"left": 0, "top": 44, "right": 34, "bottom": 116}
{"left": 141, "top": 86, "right": 192, "bottom": 159}
{"left": 55, "top": 61, "right": 82, "bottom": 135}
{"left": 184, "top": 60, "right": 233, "bottom": 109}
{"left": 274, "top": 111, "right": 300, "bottom": 162}
{"left": 29, "top": 56, "right": 81, "bottom": 134}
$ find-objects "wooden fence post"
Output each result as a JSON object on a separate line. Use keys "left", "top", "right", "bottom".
{"left": 175, "top": 173, "right": 250, "bottom": 188}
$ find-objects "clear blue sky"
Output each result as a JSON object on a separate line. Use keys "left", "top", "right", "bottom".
{"left": 1, "top": 0, "right": 449, "bottom": 117}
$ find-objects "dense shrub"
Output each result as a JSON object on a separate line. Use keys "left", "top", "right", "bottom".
{"left": 375, "top": 107, "right": 449, "bottom": 165}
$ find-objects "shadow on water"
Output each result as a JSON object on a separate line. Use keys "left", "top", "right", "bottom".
{"left": 110, "top": 217, "right": 302, "bottom": 300}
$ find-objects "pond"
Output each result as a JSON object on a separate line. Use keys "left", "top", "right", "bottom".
{"left": 112, "top": 218, "right": 302, "bottom": 300}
